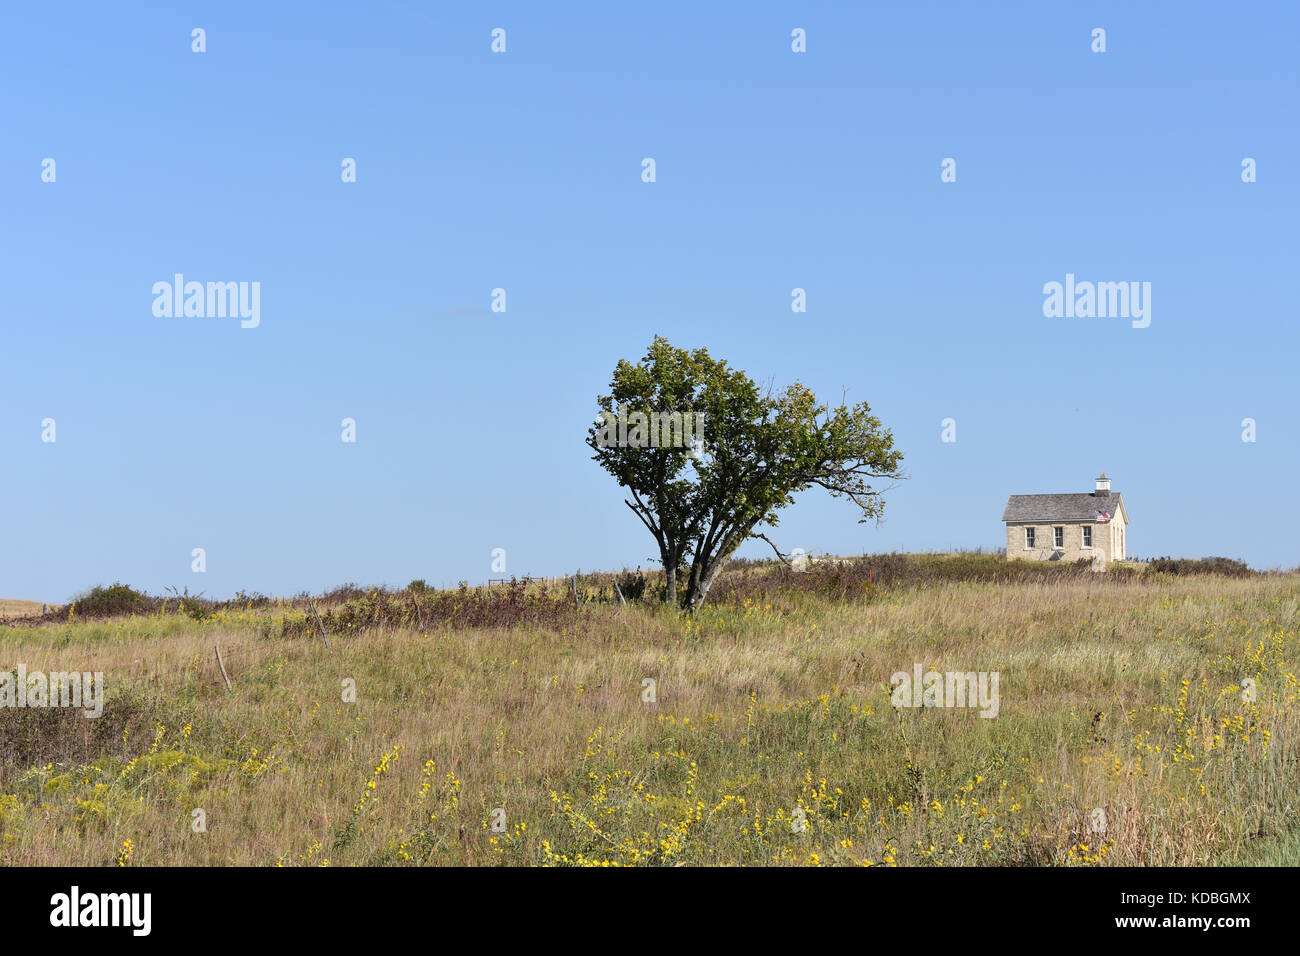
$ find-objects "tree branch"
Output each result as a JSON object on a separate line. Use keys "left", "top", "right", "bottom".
{"left": 754, "top": 533, "right": 793, "bottom": 567}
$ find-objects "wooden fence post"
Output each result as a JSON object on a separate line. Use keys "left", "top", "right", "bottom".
{"left": 214, "top": 644, "right": 233, "bottom": 691}
{"left": 310, "top": 600, "right": 332, "bottom": 648}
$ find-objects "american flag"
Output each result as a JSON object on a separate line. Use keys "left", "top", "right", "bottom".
{"left": 1095, "top": 510, "right": 1111, "bottom": 524}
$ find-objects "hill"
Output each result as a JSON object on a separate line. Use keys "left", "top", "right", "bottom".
{"left": 0, "top": 599, "right": 57, "bottom": 618}
{"left": 0, "top": 554, "right": 1296, "bottom": 866}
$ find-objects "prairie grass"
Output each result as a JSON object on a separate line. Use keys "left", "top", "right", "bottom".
{"left": 0, "top": 560, "right": 1296, "bottom": 866}
{"left": 0, "top": 599, "right": 56, "bottom": 618}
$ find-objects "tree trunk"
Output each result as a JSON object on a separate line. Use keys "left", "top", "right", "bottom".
{"left": 661, "top": 548, "right": 678, "bottom": 606}
{"left": 685, "top": 561, "right": 702, "bottom": 608}
{"left": 685, "top": 543, "right": 735, "bottom": 610}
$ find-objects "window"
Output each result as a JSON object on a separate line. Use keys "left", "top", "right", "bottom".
{"left": 1082, "top": 526, "right": 1092, "bottom": 547}
{"left": 1025, "top": 527, "right": 1035, "bottom": 548}
{"left": 1053, "top": 527, "right": 1064, "bottom": 548}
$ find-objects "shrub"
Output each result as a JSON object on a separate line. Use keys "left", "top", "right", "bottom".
{"left": 222, "top": 589, "right": 272, "bottom": 608}
{"left": 280, "top": 580, "right": 579, "bottom": 637}
{"left": 317, "top": 583, "right": 374, "bottom": 605}
{"left": 1145, "top": 556, "right": 1254, "bottom": 577}
{"left": 709, "top": 552, "right": 1105, "bottom": 605}
{"left": 615, "top": 570, "right": 648, "bottom": 602}
{"left": 164, "top": 586, "right": 214, "bottom": 621}
{"left": 68, "top": 583, "right": 152, "bottom": 618}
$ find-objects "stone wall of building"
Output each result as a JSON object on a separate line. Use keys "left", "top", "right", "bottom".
{"left": 1005, "top": 520, "right": 1122, "bottom": 563}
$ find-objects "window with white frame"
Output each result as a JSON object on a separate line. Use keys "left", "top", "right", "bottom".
{"left": 1082, "top": 526, "right": 1092, "bottom": 547}
{"left": 1025, "top": 527, "right": 1035, "bottom": 548}
{"left": 1053, "top": 526, "right": 1064, "bottom": 548}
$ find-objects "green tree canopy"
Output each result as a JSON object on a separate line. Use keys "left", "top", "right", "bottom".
{"left": 587, "top": 337, "right": 904, "bottom": 609}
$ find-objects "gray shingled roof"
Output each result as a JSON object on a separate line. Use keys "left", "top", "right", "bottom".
{"left": 1002, "top": 492, "right": 1125, "bottom": 522}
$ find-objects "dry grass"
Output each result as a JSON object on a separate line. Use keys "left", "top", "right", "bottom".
{"left": 0, "top": 599, "right": 59, "bottom": 618}
{"left": 0, "top": 565, "right": 1297, "bottom": 866}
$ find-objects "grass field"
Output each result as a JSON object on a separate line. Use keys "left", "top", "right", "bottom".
{"left": 0, "top": 599, "right": 57, "bottom": 618}
{"left": 1, "top": 556, "right": 1297, "bottom": 866}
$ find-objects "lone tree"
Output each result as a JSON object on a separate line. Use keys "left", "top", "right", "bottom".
{"left": 587, "top": 337, "right": 904, "bottom": 609}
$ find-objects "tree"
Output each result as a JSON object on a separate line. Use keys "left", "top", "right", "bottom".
{"left": 587, "top": 337, "right": 904, "bottom": 609}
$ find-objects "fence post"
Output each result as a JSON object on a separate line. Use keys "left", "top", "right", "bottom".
{"left": 310, "top": 600, "right": 331, "bottom": 648}
{"left": 214, "top": 644, "right": 233, "bottom": 691}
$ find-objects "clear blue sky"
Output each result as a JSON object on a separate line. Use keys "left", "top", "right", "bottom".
{"left": 3, "top": 1, "right": 1296, "bottom": 602}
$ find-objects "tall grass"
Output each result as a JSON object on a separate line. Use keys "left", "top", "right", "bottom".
{"left": 0, "top": 559, "right": 1296, "bottom": 866}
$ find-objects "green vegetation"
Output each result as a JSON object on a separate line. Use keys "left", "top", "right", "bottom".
{"left": 0, "top": 554, "right": 1296, "bottom": 866}
{"left": 587, "top": 337, "right": 903, "bottom": 609}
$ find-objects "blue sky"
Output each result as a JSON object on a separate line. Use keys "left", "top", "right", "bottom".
{"left": 2, "top": 1, "right": 1297, "bottom": 602}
